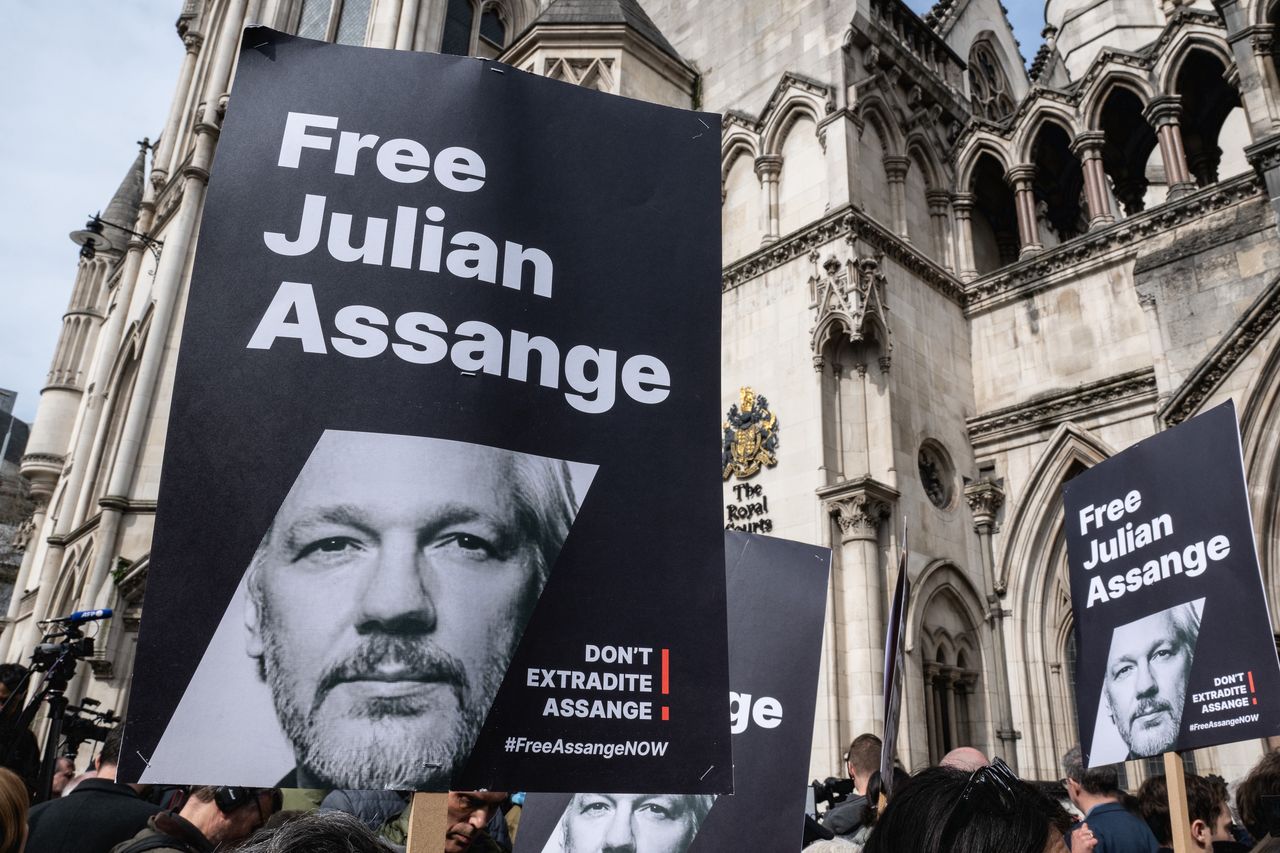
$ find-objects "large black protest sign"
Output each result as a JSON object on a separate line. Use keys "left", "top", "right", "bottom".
{"left": 1065, "top": 401, "right": 1280, "bottom": 766}
{"left": 119, "top": 28, "right": 730, "bottom": 793}
{"left": 514, "top": 531, "right": 831, "bottom": 853}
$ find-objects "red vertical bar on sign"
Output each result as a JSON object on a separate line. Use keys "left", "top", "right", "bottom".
{"left": 661, "top": 706, "right": 669, "bottom": 721}
{"left": 661, "top": 648, "right": 670, "bottom": 694}
{"left": 1249, "top": 671, "right": 1256, "bottom": 692}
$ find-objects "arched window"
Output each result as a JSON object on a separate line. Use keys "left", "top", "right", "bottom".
{"left": 969, "top": 41, "right": 1016, "bottom": 122}
{"left": 442, "top": 0, "right": 511, "bottom": 58}
{"left": 293, "top": 0, "right": 372, "bottom": 46}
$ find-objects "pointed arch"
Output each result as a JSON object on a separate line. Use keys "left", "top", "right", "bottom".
{"left": 907, "top": 560, "right": 987, "bottom": 654}
{"left": 906, "top": 135, "right": 943, "bottom": 191}
{"left": 1154, "top": 31, "right": 1234, "bottom": 97}
{"left": 998, "top": 422, "right": 1116, "bottom": 775}
{"left": 1013, "top": 105, "right": 1082, "bottom": 165}
{"left": 1240, "top": 330, "right": 1280, "bottom": 623}
{"left": 761, "top": 83, "right": 827, "bottom": 156}
{"left": 1082, "top": 70, "right": 1156, "bottom": 130}
{"left": 955, "top": 133, "right": 1012, "bottom": 191}
{"left": 857, "top": 96, "right": 905, "bottom": 158}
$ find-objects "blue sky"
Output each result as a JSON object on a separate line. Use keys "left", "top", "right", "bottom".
{"left": 0, "top": 1, "right": 1047, "bottom": 425}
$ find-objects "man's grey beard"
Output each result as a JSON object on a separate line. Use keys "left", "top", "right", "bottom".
{"left": 1118, "top": 685, "right": 1187, "bottom": 757}
{"left": 259, "top": 617, "right": 515, "bottom": 789}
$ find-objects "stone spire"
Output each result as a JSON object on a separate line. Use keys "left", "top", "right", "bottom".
{"left": 98, "top": 142, "right": 148, "bottom": 253}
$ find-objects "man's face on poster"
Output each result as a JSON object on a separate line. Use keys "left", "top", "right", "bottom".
{"left": 560, "top": 793, "right": 711, "bottom": 853}
{"left": 1103, "top": 607, "right": 1196, "bottom": 757}
{"left": 245, "top": 432, "right": 567, "bottom": 788}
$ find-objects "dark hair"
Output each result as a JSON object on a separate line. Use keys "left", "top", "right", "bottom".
{"left": 848, "top": 733, "right": 883, "bottom": 776}
{"left": 1188, "top": 775, "right": 1223, "bottom": 832}
{"left": 862, "top": 765, "right": 1058, "bottom": 853}
{"left": 1061, "top": 745, "right": 1121, "bottom": 796}
{"left": 99, "top": 724, "right": 124, "bottom": 767}
{"left": 1138, "top": 775, "right": 1172, "bottom": 845}
{"left": 237, "top": 811, "right": 387, "bottom": 853}
{"left": 1237, "top": 752, "right": 1280, "bottom": 841}
{"left": 0, "top": 664, "right": 27, "bottom": 694}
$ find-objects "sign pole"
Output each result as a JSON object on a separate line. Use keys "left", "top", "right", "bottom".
{"left": 1164, "top": 751, "right": 1194, "bottom": 853}
{"left": 406, "top": 792, "right": 449, "bottom": 853}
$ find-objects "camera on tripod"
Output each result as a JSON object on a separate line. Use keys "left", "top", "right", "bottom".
{"left": 62, "top": 698, "right": 118, "bottom": 754}
{"left": 810, "top": 775, "right": 856, "bottom": 810}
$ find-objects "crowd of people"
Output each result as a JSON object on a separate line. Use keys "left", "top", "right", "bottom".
{"left": 808, "top": 733, "right": 1280, "bottom": 853}
{"left": 2, "top": 667, "right": 1280, "bottom": 852}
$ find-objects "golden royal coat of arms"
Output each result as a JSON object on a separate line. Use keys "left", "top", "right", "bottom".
{"left": 722, "top": 387, "right": 779, "bottom": 480}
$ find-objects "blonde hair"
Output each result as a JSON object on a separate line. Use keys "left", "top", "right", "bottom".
{"left": 0, "top": 767, "right": 28, "bottom": 853}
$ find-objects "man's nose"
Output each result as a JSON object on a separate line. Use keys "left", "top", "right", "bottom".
{"left": 467, "top": 809, "right": 489, "bottom": 830}
{"left": 1135, "top": 661, "right": 1157, "bottom": 697}
{"left": 355, "top": 533, "right": 436, "bottom": 634}
{"left": 601, "top": 812, "right": 637, "bottom": 853}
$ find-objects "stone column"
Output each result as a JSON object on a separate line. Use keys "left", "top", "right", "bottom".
{"left": 1144, "top": 96, "right": 1197, "bottom": 200}
{"left": 817, "top": 477, "right": 897, "bottom": 740}
{"left": 923, "top": 661, "right": 941, "bottom": 763}
{"left": 1070, "top": 131, "right": 1116, "bottom": 228}
{"left": 1216, "top": 0, "right": 1276, "bottom": 137}
{"left": 1006, "top": 164, "right": 1043, "bottom": 258}
{"left": 884, "top": 156, "right": 910, "bottom": 239}
{"left": 941, "top": 668, "right": 959, "bottom": 749}
{"left": 952, "top": 192, "right": 978, "bottom": 281}
{"left": 964, "top": 477, "right": 1020, "bottom": 771}
{"left": 926, "top": 190, "right": 954, "bottom": 270}
{"left": 151, "top": 33, "right": 203, "bottom": 189}
{"left": 755, "top": 155, "right": 782, "bottom": 245}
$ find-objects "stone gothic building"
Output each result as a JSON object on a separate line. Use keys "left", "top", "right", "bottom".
{"left": 8, "top": 0, "right": 1280, "bottom": 786}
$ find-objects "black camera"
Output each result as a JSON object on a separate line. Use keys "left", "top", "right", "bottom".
{"left": 62, "top": 699, "right": 118, "bottom": 754}
{"left": 811, "top": 776, "right": 856, "bottom": 809}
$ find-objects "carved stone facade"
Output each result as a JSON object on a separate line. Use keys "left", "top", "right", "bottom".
{"left": 12, "top": 0, "right": 1280, "bottom": 788}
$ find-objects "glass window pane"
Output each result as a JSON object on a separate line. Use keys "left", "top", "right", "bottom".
{"left": 335, "top": 0, "right": 371, "bottom": 45}
{"left": 479, "top": 7, "right": 505, "bottom": 47}
{"left": 441, "top": 0, "right": 473, "bottom": 55}
{"left": 296, "top": 0, "right": 330, "bottom": 39}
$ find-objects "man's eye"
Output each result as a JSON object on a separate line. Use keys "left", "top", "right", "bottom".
{"left": 638, "top": 803, "right": 674, "bottom": 820}
{"left": 579, "top": 801, "right": 612, "bottom": 815}
{"left": 296, "top": 537, "right": 362, "bottom": 560}
{"left": 437, "top": 532, "right": 499, "bottom": 557}
{"left": 1112, "top": 664, "right": 1133, "bottom": 679}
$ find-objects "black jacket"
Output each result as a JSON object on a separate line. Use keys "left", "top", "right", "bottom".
{"left": 26, "top": 778, "right": 162, "bottom": 853}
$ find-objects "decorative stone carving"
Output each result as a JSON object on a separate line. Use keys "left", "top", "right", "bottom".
{"left": 816, "top": 477, "right": 899, "bottom": 544}
{"left": 808, "top": 241, "right": 894, "bottom": 368}
{"left": 964, "top": 478, "right": 1005, "bottom": 532}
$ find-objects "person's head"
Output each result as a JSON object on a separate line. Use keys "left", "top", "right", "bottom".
{"left": 0, "top": 664, "right": 27, "bottom": 720}
{"left": 863, "top": 761, "right": 1070, "bottom": 853}
{"left": 94, "top": 724, "right": 124, "bottom": 777}
{"left": 940, "top": 747, "right": 990, "bottom": 772}
{"left": 847, "top": 733, "right": 883, "bottom": 794}
{"left": 0, "top": 768, "right": 28, "bottom": 853}
{"left": 51, "top": 756, "right": 75, "bottom": 795}
{"left": 1061, "top": 746, "right": 1121, "bottom": 809}
{"left": 1236, "top": 751, "right": 1280, "bottom": 842}
{"left": 181, "top": 786, "right": 282, "bottom": 846}
{"left": 446, "top": 791, "right": 508, "bottom": 853}
{"left": 1102, "top": 603, "right": 1199, "bottom": 757}
{"left": 1138, "top": 774, "right": 1172, "bottom": 845}
{"left": 244, "top": 431, "right": 577, "bottom": 788}
{"left": 559, "top": 792, "right": 714, "bottom": 853}
{"left": 236, "top": 810, "right": 387, "bottom": 853}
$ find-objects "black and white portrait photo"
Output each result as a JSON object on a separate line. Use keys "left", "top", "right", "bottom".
{"left": 138, "top": 430, "right": 595, "bottom": 788}
{"left": 1088, "top": 598, "right": 1204, "bottom": 763}
{"left": 539, "top": 793, "right": 715, "bottom": 853}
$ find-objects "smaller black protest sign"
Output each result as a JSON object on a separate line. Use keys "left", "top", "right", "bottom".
{"left": 514, "top": 531, "right": 831, "bottom": 852}
{"left": 880, "top": 524, "right": 909, "bottom": 796}
{"left": 1064, "top": 401, "right": 1280, "bottom": 766}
